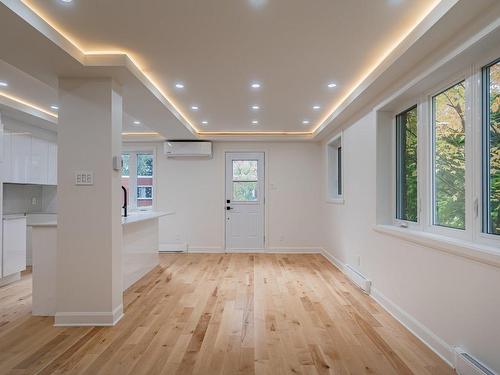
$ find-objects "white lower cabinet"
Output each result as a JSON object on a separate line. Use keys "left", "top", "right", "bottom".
{"left": 2, "top": 217, "right": 27, "bottom": 277}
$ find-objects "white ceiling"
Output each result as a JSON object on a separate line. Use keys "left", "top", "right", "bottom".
{"left": 20, "top": 0, "right": 438, "bottom": 134}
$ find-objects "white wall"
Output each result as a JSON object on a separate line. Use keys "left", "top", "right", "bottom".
{"left": 321, "top": 113, "right": 500, "bottom": 372}
{"left": 127, "top": 141, "right": 323, "bottom": 252}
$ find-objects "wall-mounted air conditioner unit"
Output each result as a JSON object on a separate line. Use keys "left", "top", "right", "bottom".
{"left": 164, "top": 141, "right": 212, "bottom": 158}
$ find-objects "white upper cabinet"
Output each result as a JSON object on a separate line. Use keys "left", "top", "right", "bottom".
{"left": 47, "top": 142, "right": 57, "bottom": 185}
{"left": 0, "top": 130, "right": 57, "bottom": 185}
{"left": 31, "top": 138, "right": 49, "bottom": 184}
{"left": 11, "top": 133, "right": 31, "bottom": 183}
{"left": 1, "top": 130, "right": 12, "bottom": 182}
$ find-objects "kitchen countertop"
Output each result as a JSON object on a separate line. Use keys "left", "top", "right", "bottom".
{"left": 27, "top": 211, "right": 175, "bottom": 227}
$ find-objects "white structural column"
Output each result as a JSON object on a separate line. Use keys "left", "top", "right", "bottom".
{"left": 56, "top": 78, "right": 123, "bottom": 326}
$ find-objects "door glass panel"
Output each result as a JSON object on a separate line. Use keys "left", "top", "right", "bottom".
{"left": 232, "top": 160, "right": 258, "bottom": 201}
{"left": 233, "top": 160, "right": 258, "bottom": 181}
{"left": 233, "top": 181, "right": 257, "bottom": 201}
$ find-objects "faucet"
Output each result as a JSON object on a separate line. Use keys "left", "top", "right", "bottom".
{"left": 122, "top": 186, "right": 128, "bottom": 217}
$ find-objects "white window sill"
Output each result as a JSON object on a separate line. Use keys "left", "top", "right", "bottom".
{"left": 373, "top": 224, "right": 500, "bottom": 268}
{"left": 326, "top": 197, "right": 344, "bottom": 205}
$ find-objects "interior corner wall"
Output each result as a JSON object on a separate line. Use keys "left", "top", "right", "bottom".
{"left": 137, "top": 141, "right": 323, "bottom": 252}
{"left": 321, "top": 112, "right": 500, "bottom": 372}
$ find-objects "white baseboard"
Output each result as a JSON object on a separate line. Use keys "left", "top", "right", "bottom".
{"left": 184, "top": 246, "right": 322, "bottom": 254}
{"left": 0, "top": 272, "right": 21, "bottom": 287}
{"left": 320, "top": 248, "right": 454, "bottom": 368}
{"left": 159, "top": 242, "right": 188, "bottom": 252}
{"left": 54, "top": 304, "right": 123, "bottom": 327}
{"left": 371, "top": 288, "right": 453, "bottom": 366}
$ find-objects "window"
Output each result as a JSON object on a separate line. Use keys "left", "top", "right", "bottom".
{"left": 396, "top": 106, "right": 418, "bottom": 222}
{"left": 483, "top": 59, "right": 500, "bottom": 235}
{"left": 432, "top": 81, "right": 466, "bottom": 230}
{"left": 232, "top": 160, "right": 258, "bottom": 201}
{"left": 121, "top": 151, "right": 154, "bottom": 210}
{"left": 327, "top": 134, "right": 343, "bottom": 201}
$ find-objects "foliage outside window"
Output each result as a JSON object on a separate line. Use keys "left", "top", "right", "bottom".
{"left": 396, "top": 106, "right": 418, "bottom": 222}
{"left": 232, "top": 160, "right": 258, "bottom": 201}
{"left": 432, "top": 81, "right": 466, "bottom": 230}
{"left": 483, "top": 60, "right": 500, "bottom": 235}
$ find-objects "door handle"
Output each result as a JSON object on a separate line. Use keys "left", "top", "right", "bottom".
{"left": 226, "top": 206, "right": 233, "bottom": 210}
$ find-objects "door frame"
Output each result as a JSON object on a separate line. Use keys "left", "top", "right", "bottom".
{"left": 223, "top": 150, "right": 267, "bottom": 252}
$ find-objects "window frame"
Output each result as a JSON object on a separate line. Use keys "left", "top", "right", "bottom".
{"left": 121, "top": 147, "right": 156, "bottom": 212}
{"left": 325, "top": 132, "right": 344, "bottom": 204}
{"left": 388, "top": 61, "right": 500, "bottom": 249}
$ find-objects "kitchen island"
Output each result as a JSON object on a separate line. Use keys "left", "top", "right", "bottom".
{"left": 30, "top": 211, "right": 173, "bottom": 316}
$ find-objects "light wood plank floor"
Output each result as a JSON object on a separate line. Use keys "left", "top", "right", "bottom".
{"left": 0, "top": 254, "right": 453, "bottom": 374}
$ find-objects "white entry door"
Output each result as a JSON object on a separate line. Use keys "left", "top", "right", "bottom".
{"left": 225, "top": 152, "right": 265, "bottom": 250}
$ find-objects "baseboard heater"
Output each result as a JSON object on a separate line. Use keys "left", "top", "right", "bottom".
{"left": 455, "top": 347, "right": 496, "bottom": 375}
{"left": 345, "top": 264, "right": 371, "bottom": 294}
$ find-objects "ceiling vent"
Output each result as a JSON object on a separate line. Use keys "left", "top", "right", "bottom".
{"left": 164, "top": 141, "right": 212, "bottom": 158}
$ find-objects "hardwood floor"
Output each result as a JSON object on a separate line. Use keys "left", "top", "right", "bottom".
{"left": 0, "top": 254, "right": 453, "bottom": 374}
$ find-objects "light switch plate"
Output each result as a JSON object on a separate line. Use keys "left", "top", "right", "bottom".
{"left": 75, "top": 171, "right": 94, "bottom": 185}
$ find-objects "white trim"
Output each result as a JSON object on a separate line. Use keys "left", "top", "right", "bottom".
{"left": 159, "top": 242, "right": 187, "bottom": 252}
{"left": 371, "top": 288, "right": 454, "bottom": 367}
{"left": 0, "top": 272, "right": 21, "bottom": 287}
{"left": 373, "top": 224, "right": 500, "bottom": 268}
{"left": 54, "top": 304, "right": 123, "bottom": 327}
{"left": 185, "top": 247, "right": 323, "bottom": 254}
{"left": 320, "top": 248, "right": 454, "bottom": 368}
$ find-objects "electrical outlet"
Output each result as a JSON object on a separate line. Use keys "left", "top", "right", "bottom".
{"left": 279, "top": 235, "right": 284, "bottom": 242}
{"left": 31, "top": 197, "right": 37, "bottom": 205}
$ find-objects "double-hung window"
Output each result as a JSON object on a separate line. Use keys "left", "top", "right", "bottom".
{"left": 121, "top": 151, "right": 154, "bottom": 210}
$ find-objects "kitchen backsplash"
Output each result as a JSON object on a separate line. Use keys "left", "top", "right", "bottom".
{"left": 3, "top": 183, "right": 57, "bottom": 215}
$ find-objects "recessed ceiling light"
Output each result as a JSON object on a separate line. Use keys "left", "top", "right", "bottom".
{"left": 0, "top": 81, "right": 8, "bottom": 87}
{"left": 175, "top": 82, "right": 184, "bottom": 89}
{"left": 252, "top": 120, "right": 259, "bottom": 125}
{"left": 312, "top": 105, "right": 321, "bottom": 110}
{"left": 50, "top": 105, "right": 59, "bottom": 110}
{"left": 327, "top": 82, "right": 337, "bottom": 88}
{"left": 201, "top": 121, "right": 208, "bottom": 125}
{"left": 251, "top": 105, "right": 260, "bottom": 110}
{"left": 191, "top": 106, "right": 199, "bottom": 111}
{"left": 251, "top": 82, "right": 261, "bottom": 89}
{"left": 60, "top": 0, "right": 73, "bottom": 3}
{"left": 302, "top": 120, "right": 310, "bottom": 125}
{"left": 133, "top": 121, "right": 141, "bottom": 126}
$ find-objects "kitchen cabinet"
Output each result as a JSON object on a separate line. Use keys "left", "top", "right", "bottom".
{"left": 1, "top": 130, "right": 57, "bottom": 185}
{"left": 47, "top": 142, "right": 57, "bottom": 185}
{"left": 11, "top": 133, "right": 31, "bottom": 183}
{"left": 1, "top": 131, "right": 12, "bottom": 181}
{"left": 2, "top": 216, "right": 27, "bottom": 277}
{"left": 31, "top": 138, "right": 49, "bottom": 184}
